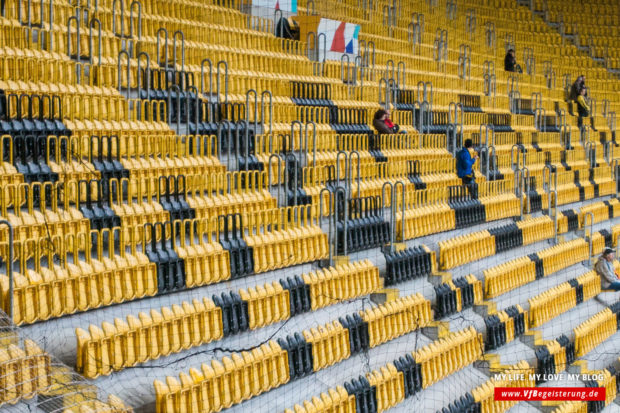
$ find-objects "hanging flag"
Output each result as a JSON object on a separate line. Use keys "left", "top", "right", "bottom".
{"left": 345, "top": 25, "right": 360, "bottom": 53}
{"left": 316, "top": 18, "right": 360, "bottom": 55}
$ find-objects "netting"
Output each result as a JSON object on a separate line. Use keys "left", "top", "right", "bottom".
{"left": 0, "top": 0, "right": 620, "bottom": 411}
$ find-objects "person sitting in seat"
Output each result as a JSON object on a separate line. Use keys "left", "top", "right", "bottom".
{"left": 373, "top": 109, "right": 405, "bottom": 134}
{"left": 504, "top": 49, "right": 521, "bottom": 73}
{"left": 595, "top": 248, "right": 620, "bottom": 291}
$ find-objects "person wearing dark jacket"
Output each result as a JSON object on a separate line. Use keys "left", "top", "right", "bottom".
{"left": 457, "top": 139, "right": 478, "bottom": 197}
{"left": 373, "top": 109, "right": 402, "bottom": 134}
{"left": 504, "top": 49, "right": 517, "bottom": 72}
{"left": 569, "top": 75, "right": 586, "bottom": 102}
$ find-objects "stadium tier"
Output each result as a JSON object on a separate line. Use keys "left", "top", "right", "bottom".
{"left": 0, "top": 0, "right": 620, "bottom": 411}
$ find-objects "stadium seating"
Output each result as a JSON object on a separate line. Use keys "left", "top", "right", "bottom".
{"left": 284, "top": 326, "right": 484, "bottom": 413}
{"left": 574, "top": 303, "right": 620, "bottom": 357}
{"left": 483, "top": 237, "right": 590, "bottom": 298}
{"left": 1, "top": 0, "right": 620, "bottom": 410}
{"left": 153, "top": 291, "right": 433, "bottom": 411}
{"left": 528, "top": 270, "right": 600, "bottom": 327}
{"left": 0, "top": 309, "right": 132, "bottom": 412}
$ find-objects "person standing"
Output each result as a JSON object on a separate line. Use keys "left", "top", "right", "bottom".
{"left": 457, "top": 139, "right": 478, "bottom": 196}
{"left": 576, "top": 87, "right": 590, "bottom": 130}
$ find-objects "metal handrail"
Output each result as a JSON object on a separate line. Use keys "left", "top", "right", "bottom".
{"left": 551, "top": 189, "right": 558, "bottom": 244}
{"left": 585, "top": 212, "right": 594, "bottom": 265}
{"left": 216, "top": 60, "right": 228, "bottom": 104}
{"left": 0, "top": 221, "right": 13, "bottom": 321}
{"left": 268, "top": 153, "right": 283, "bottom": 206}
{"left": 306, "top": 121, "right": 317, "bottom": 168}
{"left": 319, "top": 187, "right": 334, "bottom": 266}
{"left": 334, "top": 186, "right": 348, "bottom": 256}
{"left": 394, "top": 181, "right": 406, "bottom": 244}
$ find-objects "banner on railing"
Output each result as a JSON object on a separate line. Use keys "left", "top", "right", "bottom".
{"left": 317, "top": 18, "right": 360, "bottom": 55}
{"left": 253, "top": 0, "right": 297, "bottom": 13}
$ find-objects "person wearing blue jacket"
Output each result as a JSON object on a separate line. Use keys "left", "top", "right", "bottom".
{"left": 457, "top": 139, "right": 478, "bottom": 196}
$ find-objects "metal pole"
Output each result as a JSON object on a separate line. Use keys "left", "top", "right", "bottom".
{"left": 0, "top": 221, "right": 14, "bottom": 321}
{"left": 552, "top": 190, "right": 558, "bottom": 244}
{"left": 394, "top": 180, "right": 406, "bottom": 242}
{"left": 320, "top": 187, "right": 334, "bottom": 266}
{"left": 585, "top": 211, "right": 594, "bottom": 265}
{"left": 335, "top": 186, "right": 348, "bottom": 256}
{"left": 382, "top": 182, "right": 394, "bottom": 252}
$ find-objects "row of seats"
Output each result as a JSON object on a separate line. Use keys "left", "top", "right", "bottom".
{"left": 483, "top": 237, "right": 590, "bottom": 298}
{"left": 580, "top": 197, "right": 620, "bottom": 226}
{"left": 18, "top": 163, "right": 616, "bottom": 328}
{"left": 547, "top": 199, "right": 618, "bottom": 235}
{"left": 485, "top": 305, "right": 528, "bottom": 350}
{"left": 528, "top": 270, "right": 601, "bottom": 327}
{"left": 434, "top": 274, "right": 483, "bottom": 318}
{"left": 153, "top": 292, "right": 432, "bottom": 413}
{"left": 397, "top": 181, "right": 521, "bottom": 240}
{"left": 0, "top": 144, "right": 612, "bottom": 255}
{"left": 574, "top": 302, "right": 620, "bottom": 357}
{"left": 75, "top": 298, "right": 223, "bottom": 379}
{"left": 438, "top": 361, "right": 534, "bottom": 413}
{"left": 0, "top": 230, "right": 158, "bottom": 325}
{"left": 555, "top": 199, "right": 620, "bottom": 233}
{"left": 61, "top": 397, "right": 134, "bottom": 413}
{"left": 438, "top": 215, "right": 554, "bottom": 270}
{"left": 15, "top": 187, "right": 612, "bottom": 330}
{"left": 283, "top": 327, "right": 483, "bottom": 413}
{"left": 0, "top": 324, "right": 132, "bottom": 412}
{"left": 535, "top": 335, "right": 575, "bottom": 378}
{"left": 74, "top": 259, "right": 380, "bottom": 378}
{"left": 32, "top": 133, "right": 224, "bottom": 183}
{"left": 1, "top": 201, "right": 330, "bottom": 325}
{"left": 552, "top": 401, "right": 589, "bottom": 413}
{"left": 360, "top": 293, "right": 432, "bottom": 349}
{"left": 302, "top": 259, "right": 381, "bottom": 310}
{"left": 551, "top": 360, "right": 619, "bottom": 412}
{"left": 237, "top": 205, "right": 328, "bottom": 273}
{"left": 0, "top": 339, "right": 50, "bottom": 405}
{"left": 553, "top": 167, "right": 617, "bottom": 206}
{"left": 593, "top": 367, "right": 619, "bottom": 408}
